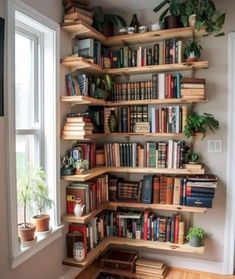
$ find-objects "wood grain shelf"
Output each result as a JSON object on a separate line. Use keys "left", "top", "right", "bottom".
{"left": 63, "top": 237, "right": 205, "bottom": 268}
{"left": 109, "top": 201, "right": 207, "bottom": 213}
{"left": 62, "top": 167, "right": 205, "bottom": 182}
{"left": 107, "top": 61, "right": 209, "bottom": 76}
{"left": 88, "top": 133, "right": 185, "bottom": 139}
{"left": 62, "top": 203, "right": 109, "bottom": 224}
{"left": 61, "top": 56, "right": 103, "bottom": 74}
{"left": 61, "top": 96, "right": 208, "bottom": 106}
{"left": 61, "top": 20, "right": 106, "bottom": 42}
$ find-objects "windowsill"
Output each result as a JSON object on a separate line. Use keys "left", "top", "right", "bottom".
{"left": 11, "top": 225, "right": 64, "bottom": 269}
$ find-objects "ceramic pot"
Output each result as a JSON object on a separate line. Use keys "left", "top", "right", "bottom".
{"left": 73, "top": 242, "right": 85, "bottom": 262}
{"left": 164, "top": 15, "right": 182, "bottom": 29}
{"left": 189, "top": 236, "right": 201, "bottom": 247}
{"left": 33, "top": 214, "right": 50, "bottom": 232}
{"left": 18, "top": 223, "right": 36, "bottom": 242}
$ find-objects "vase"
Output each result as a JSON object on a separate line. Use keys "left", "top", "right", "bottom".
{"left": 129, "top": 13, "right": 140, "bottom": 33}
{"left": 73, "top": 242, "right": 85, "bottom": 262}
{"left": 189, "top": 236, "right": 201, "bottom": 247}
{"left": 108, "top": 110, "right": 118, "bottom": 133}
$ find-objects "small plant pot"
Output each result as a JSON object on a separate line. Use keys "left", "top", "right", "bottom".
{"left": 75, "top": 168, "right": 85, "bottom": 175}
{"left": 18, "top": 223, "right": 36, "bottom": 242}
{"left": 189, "top": 236, "right": 202, "bottom": 247}
{"left": 33, "top": 214, "right": 50, "bottom": 232}
{"left": 164, "top": 15, "right": 182, "bottom": 29}
{"left": 186, "top": 51, "right": 198, "bottom": 62}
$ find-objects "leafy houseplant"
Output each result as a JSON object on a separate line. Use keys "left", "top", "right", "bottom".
{"left": 74, "top": 159, "right": 89, "bottom": 174}
{"left": 31, "top": 168, "right": 53, "bottom": 233}
{"left": 183, "top": 112, "right": 219, "bottom": 139}
{"left": 184, "top": 40, "right": 202, "bottom": 61}
{"left": 188, "top": 152, "right": 199, "bottom": 163}
{"left": 91, "top": 74, "right": 113, "bottom": 100}
{"left": 186, "top": 227, "right": 206, "bottom": 247}
{"left": 153, "top": 0, "right": 186, "bottom": 29}
{"left": 92, "top": 6, "right": 127, "bottom": 36}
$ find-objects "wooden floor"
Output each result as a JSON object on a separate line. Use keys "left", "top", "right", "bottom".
{"left": 75, "top": 262, "right": 235, "bottom": 279}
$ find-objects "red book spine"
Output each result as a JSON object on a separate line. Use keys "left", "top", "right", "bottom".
{"left": 166, "top": 74, "right": 171, "bottom": 99}
{"left": 143, "top": 210, "right": 149, "bottom": 240}
{"left": 153, "top": 176, "right": 160, "bottom": 203}
{"left": 90, "top": 142, "right": 96, "bottom": 168}
{"left": 174, "top": 214, "right": 180, "bottom": 244}
{"left": 68, "top": 224, "right": 88, "bottom": 255}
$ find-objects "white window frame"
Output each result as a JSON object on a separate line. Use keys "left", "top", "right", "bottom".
{"left": 6, "top": 0, "right": 62, "bottom": 268}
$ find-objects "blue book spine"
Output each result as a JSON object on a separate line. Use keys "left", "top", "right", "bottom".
{"left": 175, "top": 73, "right": 182, "bottom": 98}
{"left": 185, "top": 197, "right": 213, "bottom": 208}
{"left": 141, "top": 175, "right": 153, "bottom": 204}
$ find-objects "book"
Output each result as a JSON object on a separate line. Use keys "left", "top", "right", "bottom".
{"left": 153, "top": 177, "right": 160, "bottom": 204}
{"left": 166, "top": 177, "right": 174, "bottom": 204}
{"left": 185, "top": 196, "right": 213, "bottom": 208}
{"left": 141, "top": 175, "right": 153, "bottom": 204}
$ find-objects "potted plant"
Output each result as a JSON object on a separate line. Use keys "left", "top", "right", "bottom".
{"left": 91, "top": 74, "right": 113, "bottom": 100}
{"left": 31, "top": 168, "right": 53, "bottom": 234}
{"left": 153, "top": 0, "right": 186, "bottom": 29}
{"left": 188, "top": 152, "right": 199, "bottom": 164}
{"left": 183, "top": 112, "right": 219, "bottom": 139}
{"left": 186, "top": 226, "right": 206, "bottom": 247}
{"left": 17, "top": 169, "right": 36, "bottom": 242}
{"left": 74, "top": 159, "right": 89, "bottom": 174}
{"left": 180, "top": 0, "right": 199, "bottom": 27}
{"left": 184, "top": 40, "right": 202, "bottom": 61}
{"left": 92, "top": 6, "right": 127, "bottom": 36}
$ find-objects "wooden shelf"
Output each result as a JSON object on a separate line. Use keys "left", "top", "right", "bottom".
{"left": 63, "top": 237, "right": 205, "bottom": 268}
{"left": 62, "top": 203, "right": 109, "bottom": 224}
{"left": 61, "top": 56, "right": 104, "bottom": 74}
{"left": 61, "top": 96, "right": 208, "bottom": 106}
{"left": 61, "top": 20, "right": 106, "bottom": 43}
{"left": 88, "top": 133, "right": 185, "bottom": 139}
{"left": 109, "top": 201, "right": 207, "bottom": 213}
{"left": 61, "top": 95, "right": 106, "bottom": 106}
{"left": 107, "top": 61, "right": 209, "bottom": 76}
{"left": 61, "top": 21, "right": 207, "bottom": 47}
{"left": 62, "top": 166, "right": 205, "bottom": 182}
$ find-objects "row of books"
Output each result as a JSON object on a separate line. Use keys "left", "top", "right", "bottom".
{"left": 109, "top": 175, "right": 217, "bottom": 207}
{"left": 104, "top": 141, "right": 187, "bottom": 169}
{"left": 149, "top": 105, "right": 187, "bottom": 133}
{"left": 110, "top": 39, "right": 183, "bottom": 69}
{"left": 62, "top": 114, "right": 94, "bottom": 138}
{"left": 66, "top": 174, "right": 108, "bottom": 215}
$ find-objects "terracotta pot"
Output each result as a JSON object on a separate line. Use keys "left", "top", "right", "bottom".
{"left": 33, "top": 214, "right": 50, "bottom": 232}
{"left": 164, "top": 15, "right": 182, "bottom": 29}
{"left": 18, "top": 223, "right": 36, "bottom": 242}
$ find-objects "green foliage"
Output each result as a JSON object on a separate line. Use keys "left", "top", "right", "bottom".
{"left": 92, "top": 74, "right": 113, "bottom": 99}
{"left": 186, "top": 227, "right": 206, "bottom": 241}
{"left": 189, "top": 152, "right": 199, "bottom": 162}
{"left": 184, "top": 40, "right": 202, "bottom": 59}
{"left": 183, "top": 112, "right": 219, "bottom": 139}
{"left": 74, "top": 159, "right": 89, "bottom": 173}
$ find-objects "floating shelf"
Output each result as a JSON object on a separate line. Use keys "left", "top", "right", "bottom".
{"left": 61, "top": 56, "right": 103, "bottom": 74}
{"left": 88, "top": 133, "right": 185, "bottom": 139}
{"left": 61, "top": 21, "right": 208, "bottom": 47}
{"left": 62, "top": 167, "right": 205, "bottom": 182}
{"left": 63, "top": 237, "right": 205, "bottom": 268}
{"left": 61, "top": 96, "right": 208, "bottom": 106}
{"left": 107, "top": 61, "right": 209, "bottom": 76}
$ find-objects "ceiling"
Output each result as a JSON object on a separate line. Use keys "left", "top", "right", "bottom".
{"left": 90, "top": 0, "right": 161, "bottom": 13}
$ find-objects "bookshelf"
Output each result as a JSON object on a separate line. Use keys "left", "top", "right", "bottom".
{"left": 63, "top": 237, "right": 205, "bottom": 268}
{"left": 61, "top": 17, "right": 214, "bottom": 270}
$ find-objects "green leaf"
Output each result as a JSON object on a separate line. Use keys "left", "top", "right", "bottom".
{"left": 153, "top": 0, "right": 170, "bottom": 13}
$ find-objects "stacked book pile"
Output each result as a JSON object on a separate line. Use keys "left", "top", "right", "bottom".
{"left": 62, "top": 0, "right": 94, "bottom": 25}
{"left": 61, "top": 113, "right": 94, "bottom": 139}
{"left": 135, "top": 259, "right": 168, "bottom": 279}
{"left": 134, "top": 122, "right": 150, "bottom": 133}
{"left": 185, "top": 175, "right": 217, "bottom": 208}
{"left": 181, "top": 78, "right": 206, "bottom": 100}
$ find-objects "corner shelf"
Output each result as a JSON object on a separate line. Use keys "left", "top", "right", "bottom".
{"left": 62, "top": 167, "right": 205, "bottom": 182}
{"left": 61, "top": 96, "right": 208, "bottom": 106}
{"left": 63, "top": 237, "right": 205, "bottom": 268}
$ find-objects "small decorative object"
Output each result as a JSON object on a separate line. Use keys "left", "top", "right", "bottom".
{"left": 74, "top": 159, "right": 89, "bottom": 174}
{"left": 73, "top": 198, "right": 85, "bottom": 217}
{"left": 186, "top": 227, "right": 206, "bottom": 247}
{"left": 127, "top": 26, "right": 135, "bottom": 34}
{"left": 108, "top": 110, "right": 118, "bottom": 133}
{"left": 61, "top": 155, "right": 75, "bottom": 176}
{"left": 73, "top": 242, "right": 85, "bottom": 262}
{"left": 151, "top": 22, "right": 161, "bottom": 31}
{"left": 129, "top": 13, "right": 140, "bottom": 33}
{"left": 188, "top": 14, "right": 196, "bottom": 27}
{"left": 184, "top": 40, "right": 202, "bottom": 62}
{"left": 189, "top": 152, "right": 199, "bottom": 164}
{"left": 96, "top": 149, "right": 105, "bottom": 166}
{"left": 138, "top": 25, "right": 148, "bottom": 33}
{"left": 119, "top": 28, "right": 127, "bottom": 35}
{"left": 183, "top": 112, "right": 219, "bottom": 139}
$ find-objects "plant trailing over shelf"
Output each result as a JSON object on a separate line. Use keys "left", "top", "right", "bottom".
{"left": 183, "top": 112, "right": 219, "bottom": 139}
{"left": 184, "top": 40, "right": 202, "bottom": 61}
{"left": 91, "top": 74, "right": 113, "bottom": 100}
{"left": 92, "top": 6, "right": 127, "bottom": 36}
{"left": 186, "top": 226, "right": 206, "bottom": 247}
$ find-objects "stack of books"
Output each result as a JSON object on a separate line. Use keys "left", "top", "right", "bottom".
{"left": 134, "top": 122, "right": 150, "bottom": 133}
{"left": 181, "top": 78, "right": 206, "bottom": 99}
{"left": 135, "top": 259, "right": 168, "bottom": 279}
{"left": 62, "top": 0, "right": 94, "bottom": 25}
{"left": 61, "top": 113, "right": 94, "bottom": 139}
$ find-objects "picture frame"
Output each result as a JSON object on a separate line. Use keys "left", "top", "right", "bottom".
{"left": 0, "top": 17, "right": 4, "bottom": 117}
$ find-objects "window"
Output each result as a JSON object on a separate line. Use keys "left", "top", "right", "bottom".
{"left": 7, "top": 1, "right": 61, "bottom": 268}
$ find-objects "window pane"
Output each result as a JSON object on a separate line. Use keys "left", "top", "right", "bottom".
{"left": 15, "top": 33, "right": 36, "bottom": 129}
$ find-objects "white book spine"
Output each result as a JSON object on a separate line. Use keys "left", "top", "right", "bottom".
{"left": 158, "top": 73, "right": 165, "bottom": 99}
{"left": 167, "top": 140, "right": 173, "bottom": 169}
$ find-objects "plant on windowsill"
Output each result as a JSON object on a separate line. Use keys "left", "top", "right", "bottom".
{"left": 183, "top": 112, "right": 219, "bottom": 139}
{"left": 31, "top": 168, "right": 53, "bottom": 236}
{"left": 186, "top": 226, "right": 206, "bottom": 247}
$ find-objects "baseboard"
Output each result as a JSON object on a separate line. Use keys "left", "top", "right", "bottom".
{"left": 59, "top": 267, "right": 82, "bottom": 279}
{"left": 140, "top": 252, "right": 224, "bottom": 274}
